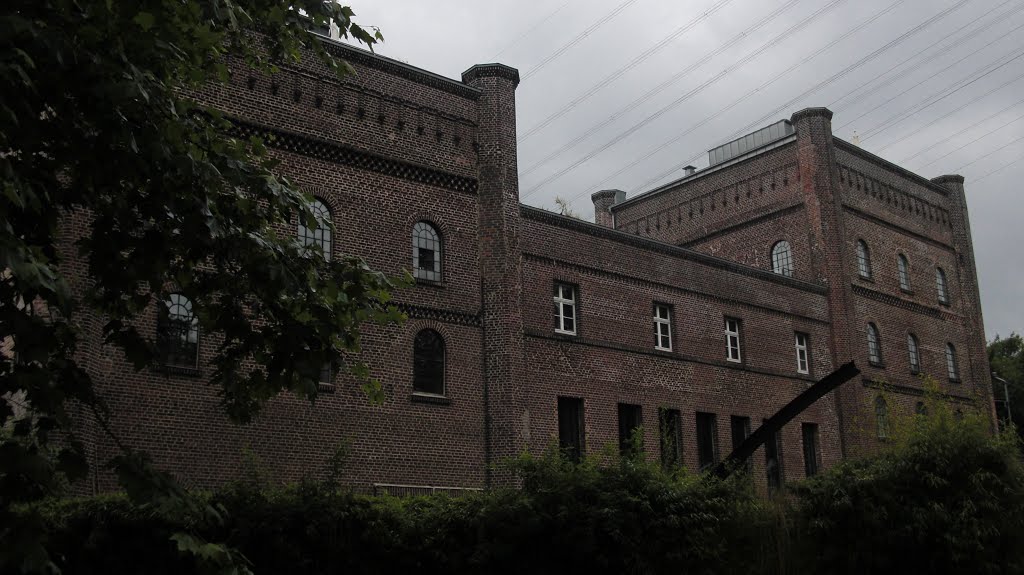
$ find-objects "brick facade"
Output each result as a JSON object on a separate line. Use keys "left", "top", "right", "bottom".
{"left": 69, "top": 37, "right": 993, "bottom": 494}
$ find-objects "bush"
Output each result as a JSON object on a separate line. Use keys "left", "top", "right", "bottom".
{"left": 30, "top": 415, "right": 1024, "bottom": 575}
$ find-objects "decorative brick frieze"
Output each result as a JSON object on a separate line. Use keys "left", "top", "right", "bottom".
{"left": 851, "top": 284, "right": 943, "bottom": 319}
{"left": 397, "top": 303, "right": 481, "bottom": 327}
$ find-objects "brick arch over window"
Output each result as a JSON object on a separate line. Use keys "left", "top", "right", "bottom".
{"left": 158, "top": 293, "right": 199, "bottom": 369}
{"left": 412, "top": 221, "right": 442, "bottom": 282}
{"left": 413, "top": 328, "right": 445, "bottom": 396}
{"left": 298, "top": 197, "right": 333, "bottom": 261}
{"left": 770, "top": 240, "right": 793, "bottom": 277}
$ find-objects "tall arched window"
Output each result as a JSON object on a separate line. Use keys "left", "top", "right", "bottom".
{"left": 771, "top": 241, "right": 794, "bottom": 277}
{"left": 897, "top": 254, "right": 911, "bottom": 291}
{"left": 413, "top": 329, "right": 445, "bottom": 395}
{"left": 857, "top": 240, "right": 872, "bottom": 279}
{"left": 946, "top": 343, "right": 960, "bottom": 381}
{"left": 157, "top": 294, "right": 199, "bottom": 368}
{"left": 875, "top": 396, "right": 889, "bottom": 439}
{"left": 298, "top": 199, "right": 332, "bottom": 261}
{"left": 867, "top": 323, "right": 882, "bottom": 366}
{"left": 412, "top": 222, "right": 442, "bottom": 282}
{"left": 936, "top": 267, "right": 949, "bottom": 305}
{"left": 907, "top": 333, "right": 921, "bottom": 374}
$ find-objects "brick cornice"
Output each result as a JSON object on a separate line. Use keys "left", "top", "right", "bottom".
{"left": 521, "top": 205, "right": 827, "bottom": 295}
{"left": 461, "top": 64, "right": 521, "bottom": 87}
{"left": 227, "top": 119, "right": 479, "bottom": 194}
{"left": 397, "top": 303, "right": 481, "bottom": 327}
{"left": 842, "top": 205, "right": 953, "bottom": 251}
{"left": 851, "top": 284, "right": 944, "bottom": 319}
{"left": 318, "top": 39, "right": 482, "bottom": 100}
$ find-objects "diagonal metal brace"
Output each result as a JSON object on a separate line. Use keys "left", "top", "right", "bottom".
{"left": 710, "top": 361, "right": 860, "bottom": 480}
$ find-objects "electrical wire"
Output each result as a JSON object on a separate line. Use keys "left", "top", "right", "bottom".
{"left": 915, "top": 110, "right": 1024, "bottom": 171}
{"left": 521, "top": 0, "right": 852, "bottom": 197}
{"left": 952, "top": 132, "right": 1024, "bottom": 173}
{"left": 488, "top": 0, "right": 574, "bottom": 62}
{"left": 899, "top": 94, "right": 1024, "bottom": 164}
{"left": 518, "top": 0, "right": 738, "bottom": 142}
{"left": 518, "top": 0, "right": 806, "bottom": 177}
{"left": 971, "top": 150, "right": 1024, "bottom": 184}
{"left": 520, "top": 0, "right": 640, "bottom": 81}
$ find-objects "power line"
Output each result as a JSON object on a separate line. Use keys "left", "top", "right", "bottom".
{"left": 520, "top": 0, "right": 640, "bottom": 81}
{"left": 877, "top": 70, "right": 1024, "bottom": 157}
{"left": 952, "top": 132, "right": 1024, "bottom": 173}
{"left": 487, "top": 1, "right": 574, "bottom": 62}
{"left": 860, "top": 47, "right": 1024, "bottom": 142}
{"left": 518, "top": 0, "right": 738, "bottom": 142}
{"left": 971, "top": 150, "right": 1024, "bottom": 184}
{"left": 899, "top": 95, "right": 1024, "bottom": 164}
{"left": 828, "top": 0, "right": 1020, "bottom": 112}
{"left": 836, "top": 18, "right": 1024, "bottom": 135}
{"left": 565, "top": 0, "right": 970, "bottom": 202}
{"left": 521, "top": 0, "right": 852, "bottom": 197}
{"left": 518, "top": 0, "right": 806, "bottom": 177}
{"left": 916, "top": 110, "right": 1024, "bottom": 171}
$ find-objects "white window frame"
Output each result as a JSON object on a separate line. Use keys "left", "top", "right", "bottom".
{"left": 654, "top": 304, "right": 672, "bottom": 351}
{"left": 553, "top": 283, "right": 577, "bottom": 335}
{"left": 725, "top": 317, "right": 742, "bottom": 363}
{"left": 795, "top": 332, "right": 809, "bottom": 374}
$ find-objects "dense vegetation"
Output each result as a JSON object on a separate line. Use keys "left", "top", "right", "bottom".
{"left": 29, "top": 400, "right": 1024, "bottom": 574}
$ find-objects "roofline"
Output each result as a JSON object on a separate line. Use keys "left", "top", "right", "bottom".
{"left": 833, "top": 138, "right": 950, "bottom": 197}
{"left": 316, "top": 37, "right": 482, "bottom": 100}
{"left": 520, "top": 205, "right": 828, "bottom": 295}
{"left": 614, "top": 135, "right": 797, "bottom": 210}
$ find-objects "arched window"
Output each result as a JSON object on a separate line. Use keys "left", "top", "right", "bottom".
{"left": 875, "top": 396, "right": 889, "bottom": 439}
{"left": 857, "top": 240, "right": 872, "bottom": 279}
{"left": 907, "top": 333, "right": 921, "bottom": 374}
{"left": 771, "top": 241, "right": 794, "bottom": 277}
{"left": 298, "top": 199, "right": 332, "bottom": 261}
{"left": 413, "top": 329, "right": 445, "bottom": 395}
{"left": 897, "top": 254, "right": 911, "bottom": 291}
{"left": 915, "top": 401, "right": 928, "bottom": 416}
{"left": 867, "top": 323, "right": 882, "bottom": 365}
{"left": 946, "top": 343, "right": 960, "bottom": 381}
{"left": 412, "top": 222, "right": 442, "bottom": 282}
{"left": 936, "top": 267, "right": 949, "bottom": 305}
{"left": 157, "top": 294, "right": 199, "bottom": 368}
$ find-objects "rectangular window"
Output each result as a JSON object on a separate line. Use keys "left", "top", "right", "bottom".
{"left": 695, "top": 411, "right": 719, "bottom": 471}
{"left": 618, "top": 403, "right": 643, "bottom": 457}
{"left": 724, "top": 317, "right": 742, "bottom": 363}
{"left": 654, "top": 304, "right": 672, "bottom": 351}
{"left": 659, "top": 408, "right": 682, "bottom": 469}
{"left": 558, "top": 397, "right": 585, "bottom": 463}
{"left": 765, "top": 426, "right": 784, "bottom": 493}
{"left": 795, "top": 332, "right": 810, "bottom": 374}
{"left": 730, "top": 415, "right": 752, "bottom": 473}
{"left": 553, "top": 283, "right": 577, "bottom": 335}
{"left": 802, "top": 423, "right": 820, "bottom": 477}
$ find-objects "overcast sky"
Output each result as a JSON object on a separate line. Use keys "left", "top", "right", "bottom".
{"left": 346, "top": 0, "right": 1023, "bottom": 341}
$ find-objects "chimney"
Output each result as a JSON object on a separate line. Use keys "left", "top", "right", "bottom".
{"left": 592, "top": 189, "right": 626, "bottom": 228}
{"left": 683, "top": 165, "right": 696, "bottom": 177}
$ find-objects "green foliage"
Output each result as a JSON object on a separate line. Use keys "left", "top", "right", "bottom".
{"left": 1, "top": 1, "right": 400, "bottom": 571}
{"left": 791, "top": 396, "right": 1024, "bottom": 575}
{"left": 989, "top": 333, "right": 1024, "bottom": 434}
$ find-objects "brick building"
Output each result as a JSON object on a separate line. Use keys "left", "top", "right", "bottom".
{"left": 72, "top": 37, "right": 994, "bottom": 495}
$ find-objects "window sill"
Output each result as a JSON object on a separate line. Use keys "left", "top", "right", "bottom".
{"left": 415, "top": 278, "right": 445, "bottom": 288}
{"left": 948, "top": 377, "right": 961, "bottom": 384}
{"left": 726, "top": 358, "right": 743, "bottom": 364}
{"left": 868, "top": 361, "right": 885, "bottom": 368}
{"left": 900, "top": 288, "right": 914, "bottom": 296}
{"left": 938, "top": 300, "right": 951, "bottom": 308}
{"left": 318, "top": 382, "right": 337, "bottom": 394}
{"left": 858, "top": 275, "right": 874, "bottom": 283}
{"left": 910, "top": 369, "right": 921, "bottom": 376}
{"left": 411, "top": 392, "right": 450, "bottom": 405}
{"left": 553, "top": 330, "right": 578, "bottom": 338}
{"left": 153, "top": 365, "right": 202, "bottom": 378}
{"left": 654, "top": 346, "right": 673, "bottom": 353}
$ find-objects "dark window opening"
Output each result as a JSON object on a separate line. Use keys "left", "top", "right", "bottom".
{"left": 157, "top": 293, "right": 199, "bottom": 369}
{"left": 558, "top": 397, "right": 585, "bottom": 463}
{"left": 696, "top": 412, "right": 719, "bottom": 471}
{"left": 765, "top": 426, "right": 784, "bottom": 493}
{"left": 730, "top": 415, "right": 752, "bottom": 473}
{"left": 413, "top": 329, "right": 445, "bottom": 395}
{"left": 659, "top": 408, "right": 683, "bottom": 469}
{"left": 618, "top": 403, "right": 643, "bottom": 457}
{"left": 802, "top": 423, "right": 820, "bottom": 477}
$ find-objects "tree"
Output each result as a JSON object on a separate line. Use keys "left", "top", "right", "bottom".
{"left": 989, "top": 333, "right": 1024, "bottom": 435}
{"left": 553, "top": 196, "right": 581, "bottom": 219}
{"left": 1, "top": 1, "right": 399, "bottom": 571}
